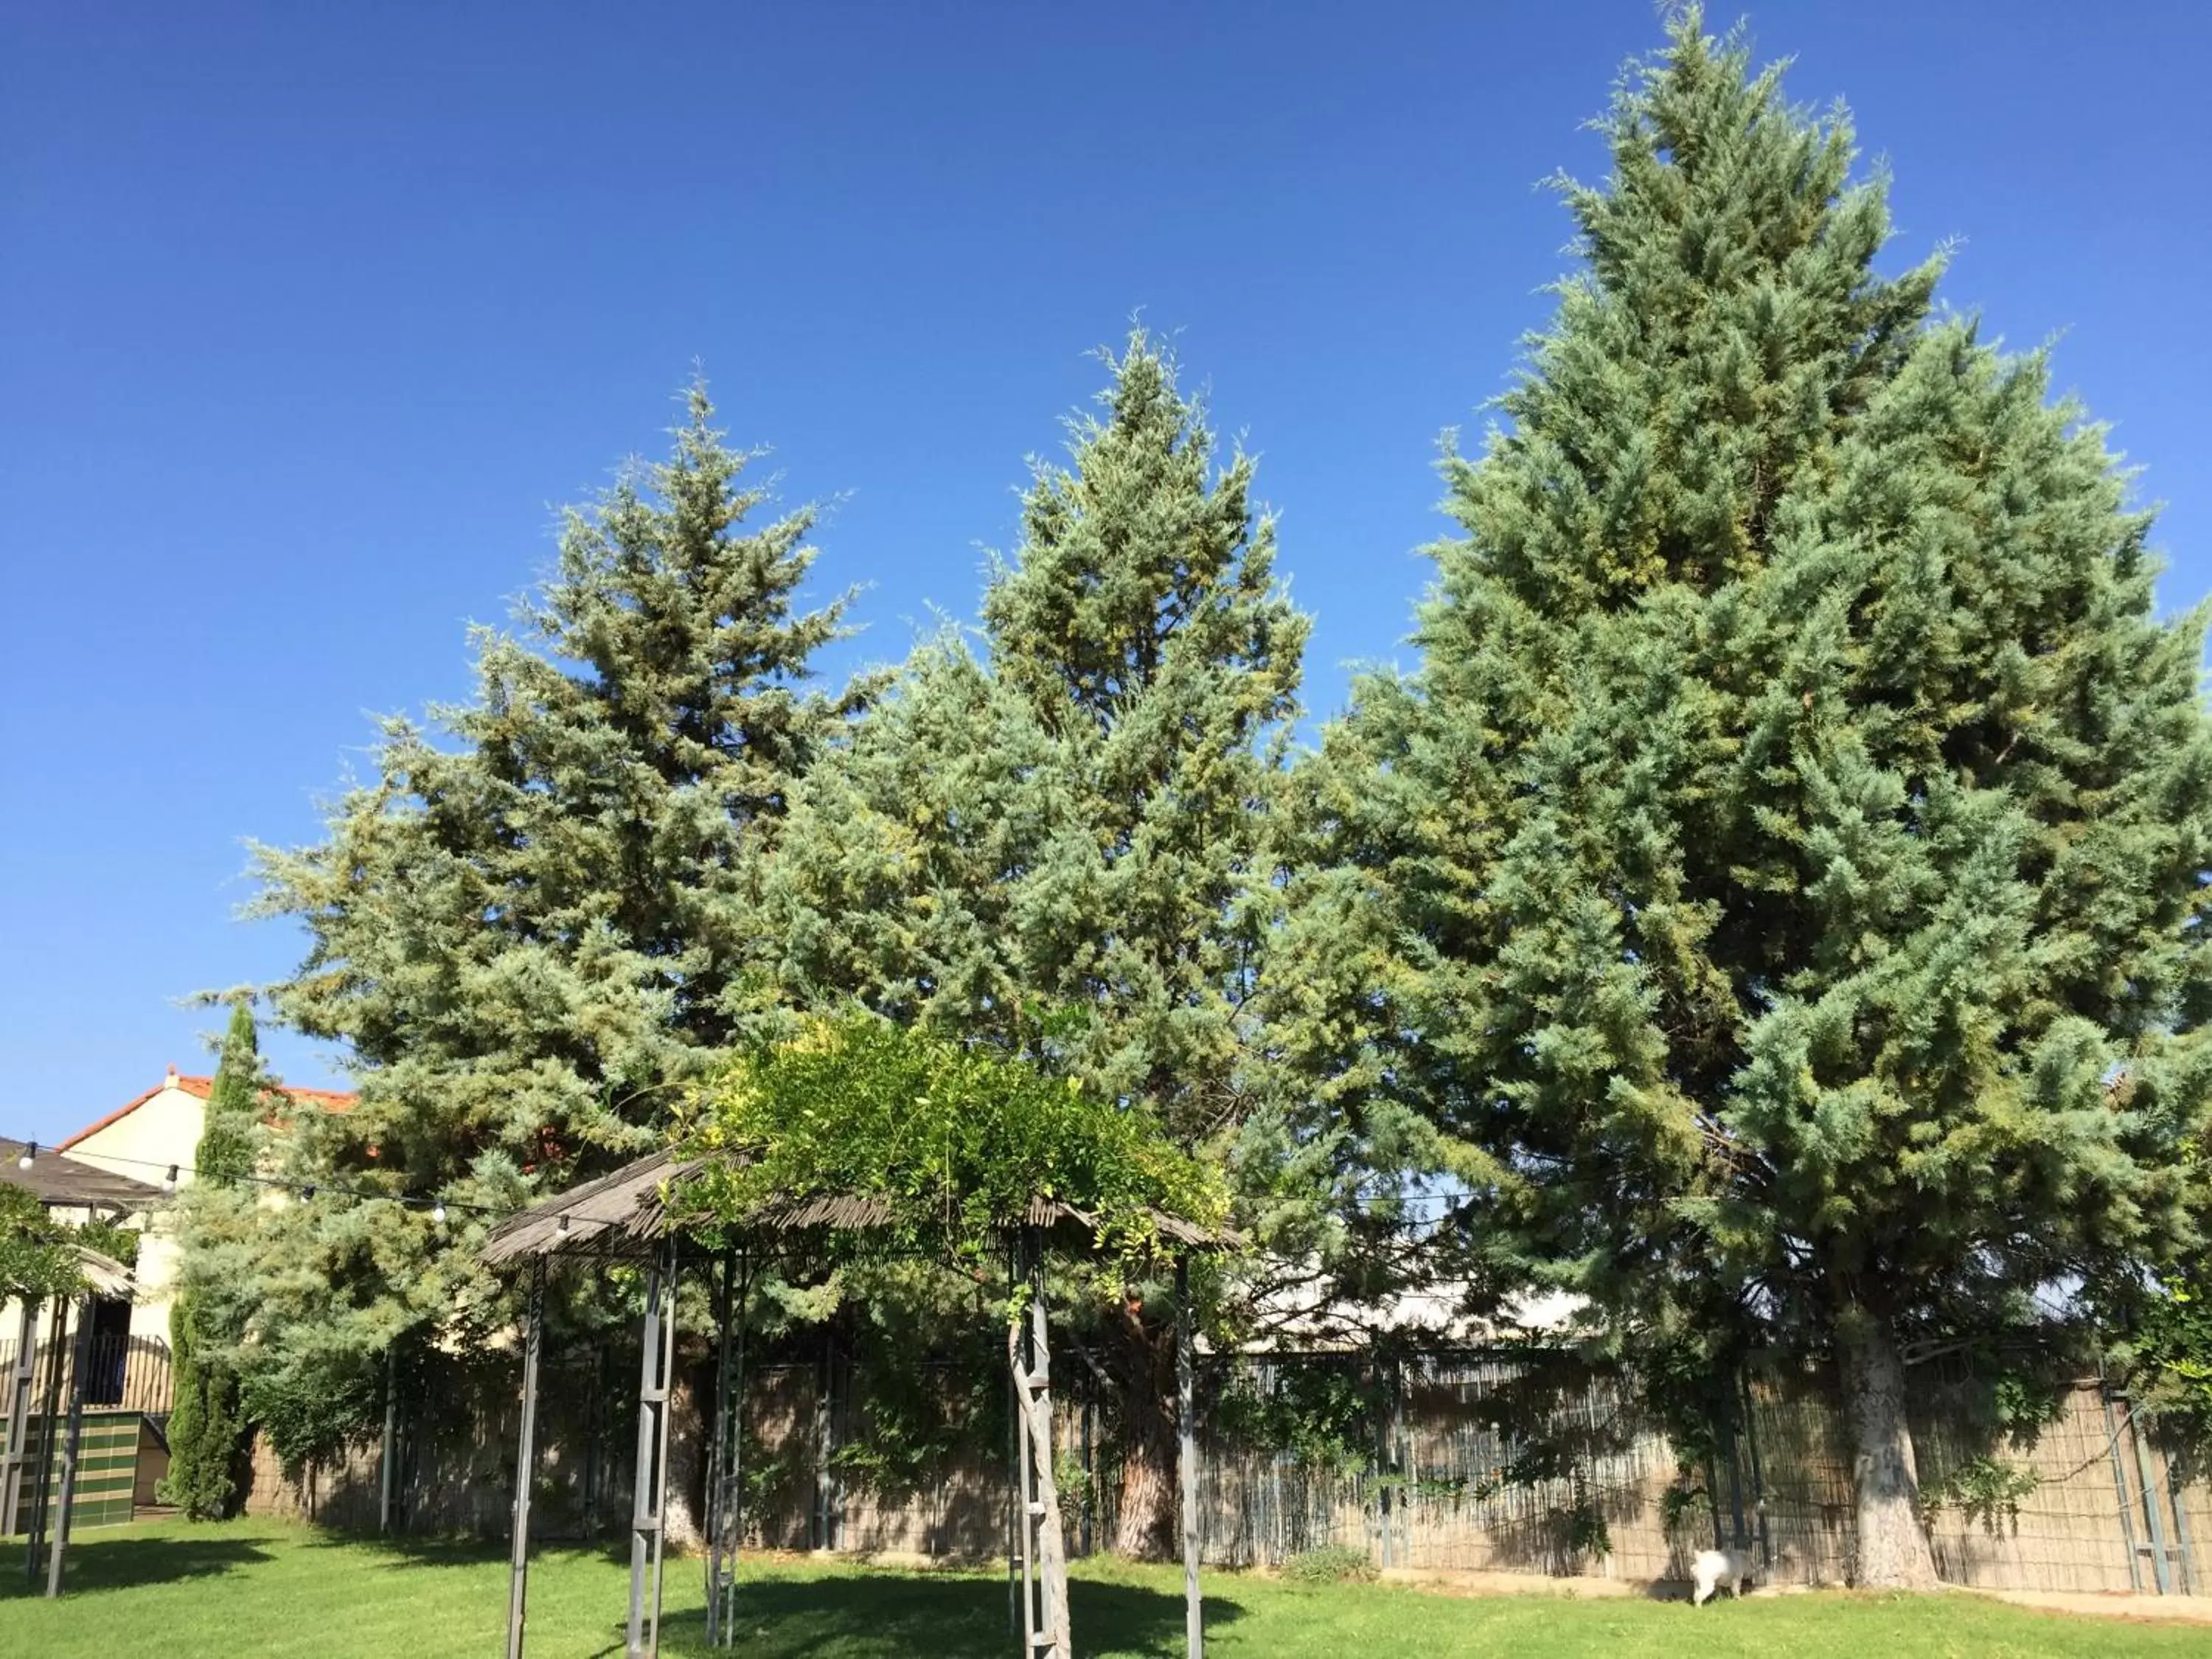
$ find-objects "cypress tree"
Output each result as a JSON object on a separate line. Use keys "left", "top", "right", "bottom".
{"left": 236, "top": 386, "right": 874, "bottom": 1447}
{"left": 1305, "top": 10, "right": 2212, "bottom": 1585}
{"left": 159, "top": 1003, "right": 258, "bottom": 1520}
{"left": 770, "top": 333, "right": 1309, "bottom": 1554}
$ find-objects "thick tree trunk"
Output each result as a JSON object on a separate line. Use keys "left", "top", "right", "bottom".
{"left": 1835, "top": 1303, "right": 1938, "bottom": 1590}
{"left": 1108, "top": 1290, "right": 1180, "bottom": 1560}
{"left": 1115, "top": 1414, "right": 1179, "bottom": 1560}
{"left": 662, "top": 1356, "right": 707, "bottom": 1551}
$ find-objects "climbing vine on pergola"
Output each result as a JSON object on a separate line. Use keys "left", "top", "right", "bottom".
{"left": 681, "top": 1015, "right": 1228, "bottom": 1268}
{"left": 484, "top": 1015, "right": 1237, "bottom": 1659}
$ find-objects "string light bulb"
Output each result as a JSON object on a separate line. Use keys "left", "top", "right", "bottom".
{"left": 431, "top": 1201, "right": 447, "bottom": 1226}
{"left": 15, "top": 1141, "right": 32, "bottom": 1171}
{"left": 557, "top": 1213, "right": 571, "bottom": 1234}
{"left": 162, "top": 1165, "right": 180, "bottom": 1196}
{"left": 299, "top": 1184, "right": 317, "bottom": 1206}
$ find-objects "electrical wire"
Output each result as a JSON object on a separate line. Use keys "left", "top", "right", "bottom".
{"left": 10, "top": 1141, "right": 505, "bottom": 1222}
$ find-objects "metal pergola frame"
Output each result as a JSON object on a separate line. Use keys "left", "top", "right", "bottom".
{"left": 2, "top": 1137, "right": 153, "bottom": 1599}
{"left": 479, "top": 1148, "right": 1227, "bottom": 1659}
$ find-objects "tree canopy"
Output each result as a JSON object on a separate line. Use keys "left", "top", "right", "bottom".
{"left": 766, "top": 333, "right": 1306, "bottom": 1141}
{"left": 221, "top": 385, "right": 875, "bottom": 1450}
{"left": 1284, "top": 6, "right": 2212, "bottom": 1585}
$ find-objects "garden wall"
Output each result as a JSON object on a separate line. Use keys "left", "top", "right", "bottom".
{"left": 248, "top": 1337, "right": 2208, "bottom": 1599}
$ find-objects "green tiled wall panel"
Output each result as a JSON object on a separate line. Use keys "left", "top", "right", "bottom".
{"left": 0, "top": 1411, "right": 147, "bottom": 1536}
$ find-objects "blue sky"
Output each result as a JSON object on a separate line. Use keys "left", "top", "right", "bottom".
{"left": 5, "top": 1, "right": 2208, "bottom": 1143}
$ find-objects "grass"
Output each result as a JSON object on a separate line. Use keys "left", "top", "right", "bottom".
{"left": 0, "top": 1517, "right": 2204, "bottom": 1658}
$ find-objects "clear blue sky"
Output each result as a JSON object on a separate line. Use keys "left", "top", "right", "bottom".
{"left": 5, "top": 2, "right": 2207, "bottom": 1143}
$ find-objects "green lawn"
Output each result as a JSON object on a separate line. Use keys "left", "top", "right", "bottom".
{"left": 0, "top": 1517, "right": 2202, "bottom": 1658}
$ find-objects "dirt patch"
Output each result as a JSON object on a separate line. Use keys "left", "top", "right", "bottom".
{"left": 1380, "top": 1566, "right": 1663, "bottom": 1601}
{"left": 1959, "top": 1586, "right": 2212, "bottom": 1627}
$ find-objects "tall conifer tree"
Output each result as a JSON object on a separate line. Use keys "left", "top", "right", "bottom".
{"left": 1295, "top": 11, "right": 2212, "bottom": 1585}
{"left": 160, "top": 1002, "right": 260, "bottom": 1519}
{"left": 770, "top": 333, "right": 1309, "bottom": 1553}
{"left": 234, "top": 388, "right": 872, "bottom": 1439}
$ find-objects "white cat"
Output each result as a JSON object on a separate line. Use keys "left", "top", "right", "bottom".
{"left": 1690, "top": 1544, "right": 1759, "bottom": 1605}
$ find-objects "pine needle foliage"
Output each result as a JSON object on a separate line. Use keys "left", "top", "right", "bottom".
{"left": 229, "top": 385, "right": 874, "bottom": 1448}
{"left": 765, "top": 332, "right": 1307, "bottom": 1148}
{"left": 1288, "top": 6, "right": 2212, "bottom": 1582}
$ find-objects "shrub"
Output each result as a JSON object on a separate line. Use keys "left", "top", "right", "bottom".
{"left": 1280, "top": 1545, "right": 1378, "bottom": 1586}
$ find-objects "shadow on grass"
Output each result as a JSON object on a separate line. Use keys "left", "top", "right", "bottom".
{"left": 0, "top": 1535, "right": 276, "bottom": 1599}
{"left": 611, "top": 1572, "right": 1242, "bottom": 1659}
{"left": 299, "top": 1531, "right": 513, "bottom": 1575}
{"left": 306, "top": 1529, "right": 635, "bottom": 1573}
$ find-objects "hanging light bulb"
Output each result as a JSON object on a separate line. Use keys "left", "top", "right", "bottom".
{"left": 431, "top": 1200, "right": 448, "bottom": 1226}
{"left": 162, "top": 1165, "right": 180, "bottom": 1196}
{"left": 557, "top": 1213, "right": 571, "bottom": 1234}
{"left": 16, "top": 1141, "right": 34, "bottom": 1171}
{"left": 299, "top": 1183, "right": 317, "bottom": 1206}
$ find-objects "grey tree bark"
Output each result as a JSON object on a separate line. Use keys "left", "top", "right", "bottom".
{"left": 661, "top": 1355, "right": 707, "bottom": 1551}
{"left": 1836, "top": 1300, "right": 1939, "bottom": 1590}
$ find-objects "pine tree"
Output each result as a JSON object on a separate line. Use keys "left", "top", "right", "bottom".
{"left": 234, "top": 386, "right": 874, "bottom": 1453}
{"left": 768, "top": 333, "right": 1309, "bottom": 1554}
{"left": 159, "top": 1004, "right": 257, "bottom": 1520}
{"left": 1304, "top": 10, "right": 2212, "bottom": 1586}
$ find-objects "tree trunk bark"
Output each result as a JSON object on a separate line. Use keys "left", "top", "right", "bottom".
{"left": 1108, "top": 1290, "right": 1179, "bottom": 1560}
{"left": 1115, "top": 1412, "right": 1179, "bottom": 1561}
{"left": 1835, "top": 1302, "right": 1938, "bottom": 1590}
{"left": 662, "top": 1354, "right": 707, "bottom": 1552}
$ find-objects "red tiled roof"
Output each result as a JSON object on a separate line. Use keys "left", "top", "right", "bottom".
{"left": 58, "top": 1068, "right": 358, "bottom": 1151}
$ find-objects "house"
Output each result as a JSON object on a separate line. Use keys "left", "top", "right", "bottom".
{"left": 1, "top": 1137, "right": 167, "bottom": 1534}
{"left": 1, "top": 1066, "right": 356, "bottom": 1532}
{"left": 49, "top": 1064, "right": 358, "bottom": 1343}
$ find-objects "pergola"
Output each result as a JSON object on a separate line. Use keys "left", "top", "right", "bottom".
{"left": 1, "top": 1135, "right": 153, "bottom": 1597}
{"left": 480, "top": 1147, "right": 1225, "bottom": 1659}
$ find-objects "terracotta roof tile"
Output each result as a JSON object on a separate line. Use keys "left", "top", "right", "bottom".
{"left": 57, "top": 1070, "right": 358, "bottom": 1151}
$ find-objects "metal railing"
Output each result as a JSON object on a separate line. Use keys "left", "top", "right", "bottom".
{"left": 0, "top": 1333, "right": 174, "bottom": 1417}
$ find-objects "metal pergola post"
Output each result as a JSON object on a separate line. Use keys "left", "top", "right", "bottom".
{"left": 505, "top": 1259, "right": 546, "bottom": 1659}
{"left": 627, "top": 1237, "right": 679, "bottom": 1659}
{"left": 45, "top": 1293, "right": 95, "bottom": 1599}
{"left": 1177, "top": 1254, "right": 1203, "bottom": 1659}
{"left": 24, "top": 1292, "right": 70, "bottom": 1585}
{"left": 0, "top": 1295, "right": 40, "bottom": 1538}
{"left": 706, "top": 1245, "right": 748, "bottom": 1648}
{"left": 1006, "top": 1248, "right": 1020, "bottom": 1642}
{"left": 1014, "top": 1237, "right": 1037, "bottom": 1652}
{"left": 1005, "top": 1227, "right": 1071, "bottom": 1659}
{"left": 380, "top": 1342, "right": 398, "bottom": 1537}
{"left": 1028, "top": 1234, "right": 1068, "bottom": 1655}
{"left": 2128, "top": 1392, "right": 2177, "bottom": 1594}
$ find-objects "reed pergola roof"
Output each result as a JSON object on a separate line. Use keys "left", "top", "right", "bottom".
{"left": 66, "top": 1245, "right": 134, "bottom": 1300}
{"left": 480, "top": 1144, "right": 1236, "bottom": 1267}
